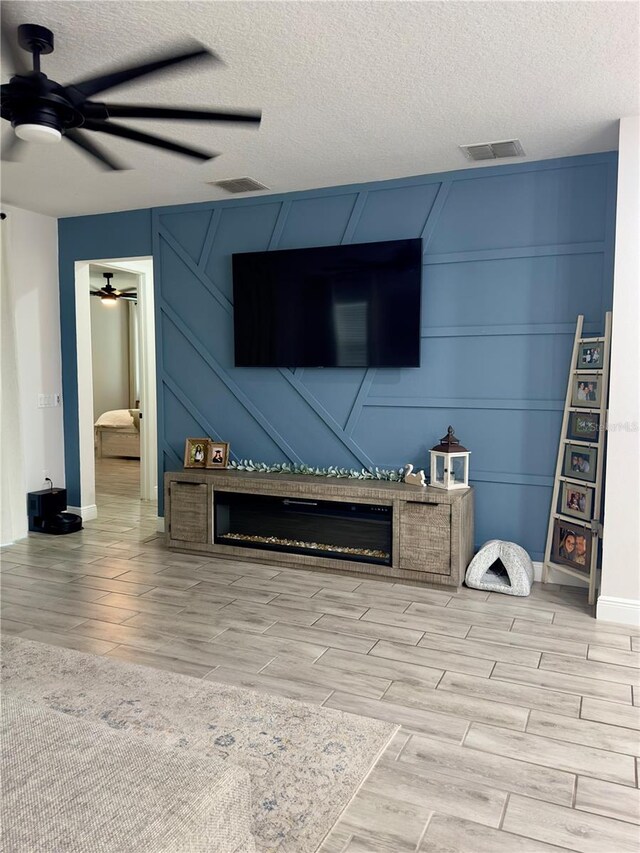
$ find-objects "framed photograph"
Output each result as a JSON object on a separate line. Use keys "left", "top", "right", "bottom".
{"left": 577, "top": 342, "right": 603, "bottom": 369}
{"left": 559, "top": 482, "right": 593, "bottom": 521}
{"left": 551, "top": 519, "right": 592, "bottom": 572}
{"left": 567, "top": 411, "right": 600, "bottom": 443}
{"left": 571, "top": 374, "right": 601, "bottom": 408}
{"left": 562, "top": 443, "right": 597, "bottom": 483}
{"left": 207, "top": 441, "right": 230, "bottom": 469}
{"left": 184, "top": 438, "right": 209, "bottom": 468}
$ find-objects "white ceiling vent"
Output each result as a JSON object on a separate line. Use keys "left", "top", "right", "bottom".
{"left": 210, "top": 177, "right": 269, "bottom": 194}
{"left": 460, "top": 139, "right": 525, "bottom": 161}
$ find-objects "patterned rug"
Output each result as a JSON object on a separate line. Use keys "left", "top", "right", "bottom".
{"left": 1, "top": 638, "right": 396, "bottom": 852}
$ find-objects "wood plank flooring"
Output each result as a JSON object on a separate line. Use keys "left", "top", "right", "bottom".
{"left": 2, "top": 458, "right": 639, "bottom": 852}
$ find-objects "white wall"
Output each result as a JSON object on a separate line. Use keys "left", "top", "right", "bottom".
{"left": 89, "top": 286, "right": 130, "bottom": 420}
{"left": 1, "top": 204, "right": 64, "bottom": 540}
{"left": 598, "top": 116, "right": 640, "bottom": 626}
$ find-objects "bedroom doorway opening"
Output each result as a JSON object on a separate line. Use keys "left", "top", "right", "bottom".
{"left": 74, "top": 257, "right": 157, "bottom": 520}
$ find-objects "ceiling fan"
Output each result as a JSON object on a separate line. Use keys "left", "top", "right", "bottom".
{"left": 0, "top": 22, "right": 261, "bottom": 169}
{"left": 91, "top": 272, "right": 137, "bottom": 305}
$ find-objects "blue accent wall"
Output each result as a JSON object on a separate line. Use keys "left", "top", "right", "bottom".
{"left": 58, "top": 209, "right": 152, "bottom": 504}
{"left": 58, "top": 152, "right": 617, "bottom": 560}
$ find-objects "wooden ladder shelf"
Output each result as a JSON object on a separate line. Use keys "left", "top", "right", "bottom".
{"left": 543, "top": 312, "right": 612, "bottom": 605}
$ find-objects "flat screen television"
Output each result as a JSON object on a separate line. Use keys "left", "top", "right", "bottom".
{"left": 232, "top": 238, "right": 422, "bottom": 368}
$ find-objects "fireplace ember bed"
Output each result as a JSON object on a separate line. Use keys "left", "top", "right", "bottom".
{"left": 215, "top": 491, "right": 392, "bottom": 565}
{"left": 164, "top": 469, "right": 474, "bottom": 588}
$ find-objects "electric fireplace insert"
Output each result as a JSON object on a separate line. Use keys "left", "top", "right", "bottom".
{"left": 214, "top": 491, "right": 392, "bottom": 566}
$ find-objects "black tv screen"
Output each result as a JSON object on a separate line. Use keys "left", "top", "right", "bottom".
{"left": 232, "top": 238, "right": 422, "bottom": 368}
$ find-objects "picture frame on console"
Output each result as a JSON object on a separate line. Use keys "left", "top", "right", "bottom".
{"left": 207, "top": 441, "right": 230, "bottom": 469}
{"left": 183, "top": 438, "right": 209, "bottom": 468}
{"left": 551, "top": 518, "right": 591, "bottom": 572}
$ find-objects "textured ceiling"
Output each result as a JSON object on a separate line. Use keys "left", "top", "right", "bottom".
{"left": 1, "top": 0, "right": 638, "bottom": 217}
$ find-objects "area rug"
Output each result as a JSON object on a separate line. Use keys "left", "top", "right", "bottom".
{"left": 1, "top": 637, "right": 396, "bottom": 853}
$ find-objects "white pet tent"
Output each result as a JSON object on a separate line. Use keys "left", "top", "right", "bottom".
{"left": 465, "top": 539, "right": 534, "bottom": 596}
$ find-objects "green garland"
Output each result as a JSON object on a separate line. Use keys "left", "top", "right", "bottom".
{"left": 228, "top": 459, "right": 405, "bottom": 481}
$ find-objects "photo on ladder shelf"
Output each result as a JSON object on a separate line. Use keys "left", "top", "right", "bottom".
{"left": 576, "top": 342, "right": 604, "bottom": 369}
{"left": 570, "top": 374, "right": 602, "bottom": 408}
{"left": 551, "top": 518, "right": 592, "bottom": 572}
{"left": 567, "top": 411, "right": 600, "bottom": 442}
{"left": 559, "top": 481, "right": 593, "bottom": 521}
{"left": 562, "top": 444, "right": 598, "bottom": 483}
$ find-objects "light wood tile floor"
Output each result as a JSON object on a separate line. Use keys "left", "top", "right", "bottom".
{"left": 2, "top": 458, "right": 639, "bottom": 852}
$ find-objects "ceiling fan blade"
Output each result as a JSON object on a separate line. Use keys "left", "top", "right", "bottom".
{"left": 82, "top": 119, "right": 217, "bottom": 161}
{"left": 67, "top": 43, "right": 217, "bottom": 100}
{"left": 65, "top": 128, "right": 127, "bottom": 170}
{"left": 98, "top": 104, "right": 261, "bottom": 124}
{"left": 1, "top": 132, "right": 26, "bottom": 162}
{"left": 120, "top": 293, "right": 138, "bottom": 301}
{"left": 1, "top": 19, "right": 30, "bottom": 76}
{"left": 89, "top": 290, "right": 104, "bottom": 297}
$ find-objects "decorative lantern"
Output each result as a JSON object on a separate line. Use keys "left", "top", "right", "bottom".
{"left": 430, "top": 426, "right": 470, "bottom": 490}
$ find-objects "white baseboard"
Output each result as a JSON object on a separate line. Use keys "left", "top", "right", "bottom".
{"left": 532, "top": 561, "right": 585, "bottom": 588}
{"left": 1, "top": 522, "right": 29, "bottom": 547}
{"left": 156, "top": 516, "right": 165, "bottom": 533}
{"left": 67, "top": 504, "right": 98, "bottom": 521}
{"left": 596, "top": 596, "right": 640, "bottom": 627}
{"left": 1, "top": 534, "right": 27, "bottom": 548}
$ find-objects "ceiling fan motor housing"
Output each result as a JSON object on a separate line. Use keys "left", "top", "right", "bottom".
{"left": 1, "top": 76, "right": 83, "bottom": 134}
{"left": 1, "top": 24, "right": 68, "bottom": 140}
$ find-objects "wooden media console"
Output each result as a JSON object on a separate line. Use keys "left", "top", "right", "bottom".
{"left": 164, "top": 469, "right": 474, "bottom": 588}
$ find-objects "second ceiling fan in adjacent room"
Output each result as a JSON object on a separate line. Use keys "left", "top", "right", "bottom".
{"left": 90, "top": 272, "right": 137, "bottom": 305}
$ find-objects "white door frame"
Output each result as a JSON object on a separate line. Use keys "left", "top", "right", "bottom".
{"left": 73, "top": 256, "right": 157, "bottom": 515}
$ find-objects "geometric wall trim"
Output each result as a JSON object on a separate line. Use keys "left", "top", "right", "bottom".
{"left": 59, "top": 152, "right": 617, "bottom": 561}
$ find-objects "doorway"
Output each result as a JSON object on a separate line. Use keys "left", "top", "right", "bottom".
{"left": 73, "top": 256, "right": 157, "bottom": 519}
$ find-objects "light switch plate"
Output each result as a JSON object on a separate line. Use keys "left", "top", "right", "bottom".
{"left": 37, "top": 393, "right": 61, "bottom": 408}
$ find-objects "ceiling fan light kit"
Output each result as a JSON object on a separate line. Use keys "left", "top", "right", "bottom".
{"left": 1, "top": 22, "right": 261, "bottom": 169}
{"left": 14, "top": 123, "right": 61, "bottom": 143}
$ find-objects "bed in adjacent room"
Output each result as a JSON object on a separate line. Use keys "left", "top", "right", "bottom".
{"left": 94, "top": 408, "right": 141, "bottom": 458}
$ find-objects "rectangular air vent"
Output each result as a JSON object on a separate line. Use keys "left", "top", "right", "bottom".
{"left": 210, "top": 177, "right": 269, "bottom": 194}
{"left": 460, "top": 139, "right": 525, "bottom": 162}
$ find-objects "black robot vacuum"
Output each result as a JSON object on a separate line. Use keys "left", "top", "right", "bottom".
{"left": 27, "top": 484, "right": 83, "bottom": 535}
